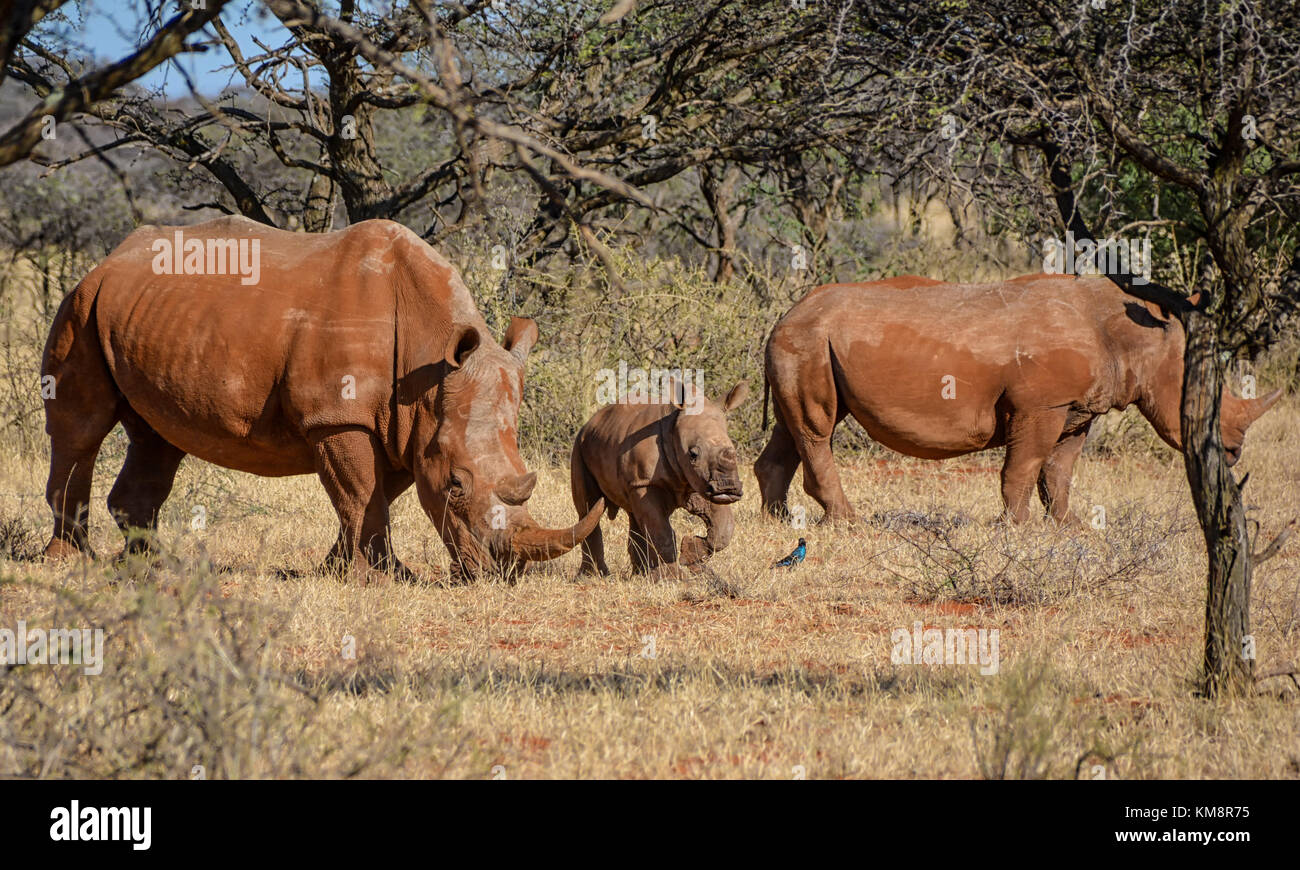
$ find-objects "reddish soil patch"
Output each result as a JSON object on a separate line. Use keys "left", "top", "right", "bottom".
{"left": 499, "top": 732, "right": 553, "bottom": 753}
{"left": 903, "top": 598, "right": 984, "bottom": 616}
{"left": 676, "top": 599, "right": 722, "bottom": 610}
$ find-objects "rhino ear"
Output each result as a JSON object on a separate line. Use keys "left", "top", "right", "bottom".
{"left": 668, "top": 376, "right": 703, "bottom": 411}
{"left": 722, "top": 381, "right": 750, "bottom": 413}
{"left": 444, "top": 325, "right": 481, "bottom": 369}
{"left": 502, "top": 317, "right": 539, "bottom": 365}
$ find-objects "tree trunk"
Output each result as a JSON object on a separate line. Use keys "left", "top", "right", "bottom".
{"left": 302, "top": 164, "right": 336, "bottom": 233}
{"left": 700, "top": 165, "right": 741, "bottom": 283}
{"left": 1180, "top": 309, "right": 1254, "bottom": 697}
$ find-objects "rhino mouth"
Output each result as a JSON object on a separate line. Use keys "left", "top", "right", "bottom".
{"left": 705, "top": 482, "right": 743, "bottom": 504}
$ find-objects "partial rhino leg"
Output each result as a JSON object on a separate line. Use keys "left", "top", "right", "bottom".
{"left": 570, "top": 448, "right": 609, "bottom": 576}
{"left": 1001, "top": 409, "right": 1069, "bottom": 523}
{"left": 800, "top": 425, "right": 853, "bottom": 525}
{"left": 384, "top": 469, "right": 415, "bottom": 502}
{"left": 377, "top": 468, "right": 416, "bottom": 577}
{"left": 43, "top": 350, "right": 121, "bottom": 560}
{"left": 325, "top": 468, "right": 412, "bottom": 571}
{"left": 771, "top": 367, "right": 854, "bottom": 524}
{"left": 755, "top": 419, "right": 800, "bottom": 520}
{"left": 309, "top": 426, "right": 396, "bottom": 583}
{"left": 626, "top": 517, "right": 653, "bottom": 574}
{"left": 577, "top": 521, "right": 609, "bottom": 577}
{"left": 680, "top": 492, "right": 734, "bottom": 566}
{"left": 1037, "top": 424, "right": 1090, "bottom": 524}
{"left": 625, "top": 488, "right": 679, "bottom": 576}
{"left": 107, "top": 407, "right": 187, "bottom": 554}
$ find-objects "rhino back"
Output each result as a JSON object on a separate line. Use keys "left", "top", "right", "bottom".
{"left": 91, "top": 218, "right": 403, "bottom": 475}
{"left": 577, "top": 402, "right": 677, "bottom": 501}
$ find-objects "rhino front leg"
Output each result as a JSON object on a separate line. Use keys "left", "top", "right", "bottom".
{"left": 1001, "top": 408, "right": 1068, "bottom": 523}
{"left": 680, "top": 493, "right": 734, "bottom": 567}
{"left": 626, "top": 488, "right": 681, "bottom": 578}
{"left": 1037, "top": 423, "right": 1090, "bottom": 524}
{"left": 309, "top": 426, "right": 401, "bottom": 584}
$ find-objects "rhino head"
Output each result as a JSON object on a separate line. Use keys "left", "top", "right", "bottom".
{"left": 666, "top": 381, "right": 749, "bottom": 504}
{"left": 1220, "top": 387, "right": 1283, "bottom": 465}
{"left": 1132, "top": 299, "right": 1283, "bottom": 467}
{"left": 412, "top": 317, "right": 602, "bottom": 581}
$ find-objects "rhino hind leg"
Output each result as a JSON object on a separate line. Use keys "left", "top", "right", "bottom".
{"left": 44, "top": 417, "right": 116, "bottom": 560}
{"left": 42, "top": 316, "right": 122, "bottom": 561}
{"left": 309, "top": 426, "right": 406, "bottom": 584}
{"left": 570, "top": 450, "right": 609, "bottom": 576}
{"left": 107, "top": 408, "right": 187, "bottom": 555}
{"left": 754, "top": 420, "right": 800, "bottom": 520}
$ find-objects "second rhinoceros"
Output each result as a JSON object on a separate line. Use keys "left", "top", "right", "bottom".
{"left": 571, "top": 380, "right": 748, "bottom": 576}
{"left": 755, "top": 273, "right": 1280, "bottom": 524}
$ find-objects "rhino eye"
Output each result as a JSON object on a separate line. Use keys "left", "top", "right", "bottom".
{"left": 448, "top": 474, "right": 464, "bottom": 494}
{"left": 688, "top": 446, "right": 700, "bottom": 460}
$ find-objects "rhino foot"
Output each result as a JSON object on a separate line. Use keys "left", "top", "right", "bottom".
{"left": 679, "top": 535, "right": 712, "bottom": 567}
{"left": 43, "top": 537, "right": 94, "bottom": 562}
{"left": 644, "top": 562, "right": 689, "bottom": 583}
{"left": 816, "top": 508, "right": 858, "bottom": 526}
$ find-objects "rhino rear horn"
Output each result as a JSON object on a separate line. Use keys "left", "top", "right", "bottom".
{"left": 511, "top": 499, "right": 604, "bottom": 562}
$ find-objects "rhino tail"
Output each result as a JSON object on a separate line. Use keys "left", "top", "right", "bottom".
{"left": 762, "top": 370, "right": 770, "bottom": 430}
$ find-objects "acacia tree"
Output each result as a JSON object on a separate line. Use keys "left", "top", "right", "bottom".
{"left": 856, "top": 0, "right": 1300, "bottom": 696}
{"left": 5, "top": 0, "right": 891, "bottom": 281}
{"left": 0, "top": 0, "right": 236, "bottom": 166}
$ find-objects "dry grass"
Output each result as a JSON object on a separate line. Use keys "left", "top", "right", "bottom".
{"left": 2, "top": 395, "right": 1298, "bottom": 780}
{"left": 2, "top": 246, "right": 1297, "bottom": 779}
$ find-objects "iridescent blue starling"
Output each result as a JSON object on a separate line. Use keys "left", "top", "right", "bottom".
{"left": 772, "top": 537, "right": 806, "bottom": 568}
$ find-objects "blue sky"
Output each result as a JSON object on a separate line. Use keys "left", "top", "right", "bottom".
{"left": 67, "top": 0, "right": 304, "bottom": 96}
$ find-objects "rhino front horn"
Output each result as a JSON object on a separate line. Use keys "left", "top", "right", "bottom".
{"left": 511, "top": 499, "right": 605, "bottom": 562}
{"left": 1247, "top": 387, "right": 1283, "bottom": 424}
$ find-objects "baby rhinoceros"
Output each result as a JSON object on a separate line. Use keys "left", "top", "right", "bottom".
{"left": 571, "top": 381, "right": 749, "bottom": 577}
